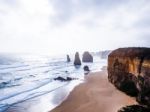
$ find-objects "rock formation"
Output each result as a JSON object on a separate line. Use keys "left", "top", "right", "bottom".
{"left": 118, "top": 105, "right": 150, "bottom": 112}
{"left": 54, "top": 77, "right": 78, "bottom": 81}
{"left": 108, "top": 47, "right": 150, "bottom": 106}
{"left": 67, "top": 55, "right": 71, "bottom": 62}
{"left": 83, "top": 65, "right": 90, "bottom": 75}
{"left": 74, "top": 52, "right": 81, "bottom": 65}
{"left": 82, "top": 51, "right": 93, "bottom": 62}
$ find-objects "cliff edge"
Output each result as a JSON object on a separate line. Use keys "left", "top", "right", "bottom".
{"left": 108, "top": 47, "right": 150, "bottom": 106}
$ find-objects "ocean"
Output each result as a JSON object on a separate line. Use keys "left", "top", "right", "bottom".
{"left": 0, "top": 53, "right": 107, "bottom": 112}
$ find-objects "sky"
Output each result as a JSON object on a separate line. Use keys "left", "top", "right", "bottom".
{"left": 0, "top": 0, "right": 150, "bottom": 55}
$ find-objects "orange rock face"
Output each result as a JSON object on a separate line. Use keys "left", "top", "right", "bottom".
{"left": 108, "top": 47, "right": 150, "bottom": 106}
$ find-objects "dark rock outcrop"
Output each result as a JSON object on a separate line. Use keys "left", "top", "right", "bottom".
{"left": 118, "top": 105, "right": 150, "bottom": 112}
{"left": 82, "top": 51, "right": 93, "bottom": 62}
{"left": 83, "top": 65, "right": 90, "bottom": 75}
{"left": 54, "top": 77, "right": 78, "bottom": 81}
{"left": 67, "top": 55, "right": 71, "bottom": 62}
{"left": 108, "top": 47, "right": 150, "bottom": 106}
{"left": 74, "top": 52, "right": 81, "bottom": 65}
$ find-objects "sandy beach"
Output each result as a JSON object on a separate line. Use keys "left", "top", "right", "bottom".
{"left": 50, "top": 70, "right": 137, "bottom": 112}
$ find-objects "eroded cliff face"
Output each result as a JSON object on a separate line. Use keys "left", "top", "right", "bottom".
{"left": 108, "top": 47, "right": 150, "bottom": 106}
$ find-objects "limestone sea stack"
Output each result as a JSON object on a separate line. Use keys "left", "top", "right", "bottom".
{"left": 82, "top": 51, "right": 93, "bottom": 62}
{"left": 67, "top": 55, "right": 71, "bottom": 62}
{"left": 74, "top": 52, "right": 81, "bottom": 65}
{"left": 107, "top": 47, "right": 150, "bottom": 106}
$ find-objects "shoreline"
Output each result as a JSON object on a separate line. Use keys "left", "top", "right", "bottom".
{"left": 50, "top": 70, "right": 137, "bottom": 112}
{"left": 4, "top": 80, "right": 83, "bottom": 112}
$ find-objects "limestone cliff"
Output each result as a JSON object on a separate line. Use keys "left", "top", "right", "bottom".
{"left": 108, "top": 47, "right": 150, "bottom": 106}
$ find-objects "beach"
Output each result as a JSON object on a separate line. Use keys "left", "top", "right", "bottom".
{"left": 50, "top": 70, "right": 137, "bottom": 112}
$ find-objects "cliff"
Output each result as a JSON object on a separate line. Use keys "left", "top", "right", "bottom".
{"left": 108, "top": 47, "right": 150, "bottom": 106}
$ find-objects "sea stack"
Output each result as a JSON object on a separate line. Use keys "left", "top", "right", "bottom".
{"left": 67, "top": 55, "right": 71, "bottom": 62}
{"left": 107, "top": 47, "right": 150, "bottom": 106}
{"left": 74, "top": 52, "right": 81, "bottom": 65}
{"left": 82, "top": 51, "right": 93, "bottom": 62}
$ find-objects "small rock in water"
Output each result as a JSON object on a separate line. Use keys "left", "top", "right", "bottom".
{"left": 54, "top": 77, "right": 78, "bottom": 81}
{"left": 83, "top": 65, "right": 90, "bottom": 75}
{"left": 54, "top": 77, "right": 66, "bottom": 81}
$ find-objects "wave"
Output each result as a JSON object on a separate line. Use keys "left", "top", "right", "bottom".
{"left": 0, "top": 54, "right": 107, "bottom": 112}
{"left": 0, "top": 81, "right": 70, "bottom": 112}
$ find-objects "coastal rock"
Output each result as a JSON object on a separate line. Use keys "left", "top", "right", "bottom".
{"left": 67, "top": 55, "right": 71, "bottom": 62}
{"left": 118, "top": 105, "right": 150, "bottom": 112}
{"left": 74, "top": 52, "right": 81, "bottom": 65}
{"left": 107, "top": 47, "right": 150, "bottom": 106}
{"left": 82, "top": 51, "right": 93, "bottom": 62}
{"left": 83, "top": 65, "right": 90, "bottom": 75}
{"left": 54, "top": 77, "right": 78, "bottom": 81}
{"left": 83, "top": 65, "right": 90, "bottom": 71}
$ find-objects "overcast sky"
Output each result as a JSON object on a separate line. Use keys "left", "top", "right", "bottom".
{"left": 0, "top": 0, "right": 150, "bottom": 55}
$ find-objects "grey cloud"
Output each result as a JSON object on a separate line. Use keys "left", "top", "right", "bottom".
{"left": 49, "top": 0, "right": 130, "bottom": 26}
{"left": 50, "top": 0, "right": 74, "bottom": 25}
{"left": 0, "top": 0, "right": 18, "bottom": 7}
{"left": 50, "top": 0, "right": 129, "bottom": 13}
{"left": 0, "top": 0, "right": 19, "bottom": 15}
{"left": 49, "top": 0, "right": 150, "bottom": 29}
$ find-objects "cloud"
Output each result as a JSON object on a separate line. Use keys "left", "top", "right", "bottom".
{"left": 49, "top": 0, "right": 150, "bottom": 50}
{"left": 0, "top": 0, "right": 150, "bottom": 54}
{"left": 49, "top": 0, "right": 137, "bottom": 26}
{"left": 0, "top": 0, "right": 18, "bottom": 7}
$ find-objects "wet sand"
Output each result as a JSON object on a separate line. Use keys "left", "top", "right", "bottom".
{"left": 50, "top": 71, "right": 137, "bottom": 112}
